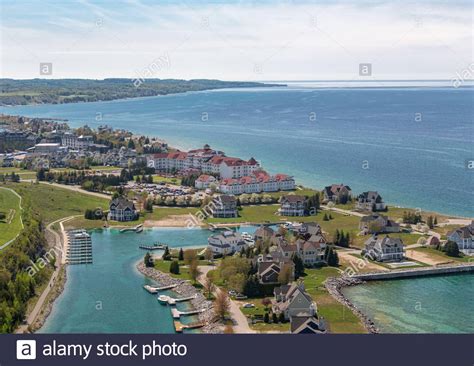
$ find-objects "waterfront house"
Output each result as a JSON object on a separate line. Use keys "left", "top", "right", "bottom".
{"left": 356, "top": 191, "right": 387, "bottom": 211}
{"left": 447, "top": 221, "right": 474, "bottom": 255}
{"left": 272, "top": 282, "right": 317, "bottom": 321}
{"left": 207, "top": 230, "right": 247, "bottom": 256}
{"left": 211, "top": 194, "right": 238, "bottom": 218}
{"left": 108, "top": 197, "right": 138, "bottom": 222}
{"left": 359, "top": 214, "right": 400, "bottom": 234}
{"left": 279, "top": 195, "right": 306, "bottom": 216}
{"left": 290, "top": 315, "right": 325, "bottom": 334}
{"left": 364, "top": 235, "right": 404, "bottom": 262}
{"left": 296, "top": 222, "right": 323, "bottom": 239}
{"left": 322, "top": 183, "right": 352, "bottom": 204}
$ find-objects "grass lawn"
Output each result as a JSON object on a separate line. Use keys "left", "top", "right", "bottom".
{"left": 152, "top": 175, "right": 182, "bottom": 185}
{"left": 153, "top": 258, "right": 208, "bottom": 281}
{"left": 352, "top": 231, "right": 427, "bottom": 249}
{"left": 4, "top": 182, "right": 109, "bottom": 224}
{"left": 411, "top": 246, "right": 472, "bottom": 263}
{"left": 0, "top": 187, "right": 23, "bottom": 245}
{"left": 384, "top": 206, "right": 451, "bottom": 223}
{"left": 302, "top": 267, "right": 367, "bottom": 333}
{"left": 147, "top": 206, "right": 199, "bottom": 221}
{"left": 239, "top": 298, "right": 290, "bottom": 332}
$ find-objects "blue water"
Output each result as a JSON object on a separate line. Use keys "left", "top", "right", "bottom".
{"left": 342, "top": 274, "right": 474, "bottom": 333}
{"left": 39, "top": 226, "right": 256, "bottom": 333}
{"left": 2, "top": 84, "right": 473, "bottom": 217}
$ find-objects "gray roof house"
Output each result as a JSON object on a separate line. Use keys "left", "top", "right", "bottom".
{"left": 290, "top": 315, "right": 325, "bottom": 334}
{"left": 108, "top": 197, "right": 138, "bottom": 222}
{"left": 257, "top": 256, "right": 295, "bottom": 285}
{"left": 359, "top": 214, "right": 400, "bottom": 234}
{"left": 322, "top": 183, "right": 352, "bottom": 204}
{"left": 364, "top": 235, "right": 404, "bottom": 262}
{"left": 447, "top": 221, "right": 474, "bottom": 255}
{"left": 211, "top": 194, "right": 237, "bottom": 218}
{"left": 272, "top": 282, "right": 317, "bottom": 321}
{"left": 254, "top": 225, "right": 275, "bottom": 242}
{"left": 279, "top": 195, "right": 306, "bottom": 217}
{"left": 356, "top": 191, "right": 386, "bottom": 212}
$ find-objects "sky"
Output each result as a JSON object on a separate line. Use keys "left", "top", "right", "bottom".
{"left": 0, "top": 0, "right": 472, "bottom": 81}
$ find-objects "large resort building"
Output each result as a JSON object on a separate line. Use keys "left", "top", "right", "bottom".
{"left": 66, "top": 229, "right": 93, "bottom": 265}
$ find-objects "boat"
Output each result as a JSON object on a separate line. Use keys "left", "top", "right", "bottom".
{"left": 138, "top": 243, "right": 168, "bottom": 250}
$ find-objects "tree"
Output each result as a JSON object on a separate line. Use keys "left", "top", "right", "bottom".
{"left": 144, "top": 199, "right": 153, "bottom": 213}
{"left": 144, "top": 252, "right": 154, "bottom": 267}
{"left": 261, "top": 298, "right": 271, "bottom": 311}
{"left": 178, "top": 248, "right": 184, "bottom": 261}
{"left": 188, "top": 260, "right": 201, "bottom": 283}
{"left": 0, "top": 212, "right": 6, "bottom": 221}
{"left": 264, "top": 312, "right": 270, "bottom": 323}
{"left": 204, "top": 247, "right": 213, "bottom": 262}
{"left": 162, "top": 246, "right": 171, "bottom": 261}
{"left": 278, "top": 312, "right": 285, "bottom": 323}
{"left": 444, "top": 241, "right": 460, "bottom": 257}
{"left": 204, "top": 276, "right": 215, "bottom": 299}
{"left": 278, "top": 264, "right": 293, "bottom": 285}
{"left": 326, "top": 246, "right": 339, "bottom": 267}
{"left": 224, "top": 324, "right": 234, "bottom": 334}
{"left": 434, "top": 216, "right": 438, "bottom": 226}
{"left": 183, "top": 250, "right": 197, "bottom": 266}
{"left": 228, "top": 273, "right": 246, "bottom": 293}
{"left": 214, "top": 291, "right": 230, "bottom": 320}
{"left": 169, "top": 260, "right": 180, "bottom": 274}
{"left": 272, "top": 312, "right": 278, "bottom": 323}
{"left": 323, "top": 213, "right": 329, "bottom": 221}
{"left": 427, "top": 216, "right": 434, "bottom": 229}
{"left": 292, "top": 254, "right": 305, "bottom": 278}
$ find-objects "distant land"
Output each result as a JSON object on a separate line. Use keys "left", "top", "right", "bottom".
{"left": 0, "top": 78, "right": 284, "bottom": 106}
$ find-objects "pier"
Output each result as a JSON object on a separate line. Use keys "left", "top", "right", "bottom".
{"left": 143, "top": 284, "right": 178, "bottom": 293}
{"left": 119, "top": 224, "right": 143, "bottom": 233}
{"left": 171, "top": 308, "right": 206, "bottom": 319}
{"left": 354, "top": 263, "right": 474, "bottom": 281}
{"left": 158, "top": 294, "right": 196, "bottom": 305}
{"left": 173, "top": 320, "right": 205, "bottom": 333}
{"left": 139, "top": 242, "right": 168, "bottom": 250}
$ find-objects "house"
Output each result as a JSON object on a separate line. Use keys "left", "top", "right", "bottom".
{"left": 295, "top": 234, "right": 327, "bottom": 266}
{"left": 290, "top": 315, "right": 325, "bottom": 334}
{"left": 447, "top": 221, "right": 474, "bottom": 255}
{"left": 364, "top": 235, "right": 404, "bottom": 262}
{"left": 257, "top": 257, "right": 295, "bottom": 285}
{"left": 359, "top": 214, "right": 400, "bottom": 234}
{"left": 296, "top": 222, "right": 322, "bottom": 239}
{"left": 279, "top": 195, "right": 306, "bottom": 216}
{"left": 211, "top": 195, "right": 238, "bottom": 218}
{"left": 108, "top": 197, "right": 138, "bottom": 222}
{"left": 356, "top": 191, "right": 386, "bottom": 211}
{"left": 254, "top": 225, "right": 275, "bottom": 242}
{"left": 322, "top": 184, "right": 352, "bottom": 204}
{"left": 195, "top": 174, "right": 217, "bottom": 189}
{"left": 207, "top": 230, "right": 247, "bottom": 256}
{"left": 272, "top": 282, "right": 317, "bottom": 321}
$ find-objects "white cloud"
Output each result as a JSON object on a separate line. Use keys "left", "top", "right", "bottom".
{"left": 1, "top": 1, "right": 471, "bottom": 80}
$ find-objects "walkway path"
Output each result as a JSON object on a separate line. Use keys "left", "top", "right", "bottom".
{"left": 321, "top": 205, "right": 365, "bottom": 218}
{"left": 15, "top": 215, "right": 78, "bottom": 333}
{"left": 20, "top": 179, "right": 111, "bottom": 200}
{"left": 197, "top": 265, "right": 255, "bottom": 334}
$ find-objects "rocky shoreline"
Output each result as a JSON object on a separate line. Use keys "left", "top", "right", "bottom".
{"left": 137, "top": 262, "right": 222, "bottom": 334}
{"left": 325, "top": 276, "right": 379, "bottom": 334}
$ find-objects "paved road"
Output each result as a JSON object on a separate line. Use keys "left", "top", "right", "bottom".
{"left": 321, "top": 205, "right": 366, "bottom": 218}
{"left": 15, "top": 215, "right": 77, "bottom": 333}
{"left": 197, "top": 265, "right": 255, "bottom": 334}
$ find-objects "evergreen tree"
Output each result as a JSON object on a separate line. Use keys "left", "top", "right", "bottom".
{"left": 178, "top": 248, "right": 184, "bottom": 261}
{"left": 144, "top": 252, "right": 154, "bottom": 267}
{"left": 162, "top": 246, "right": 171, "bottom": 261}
{"left": 292, "top": 254, "right": 305, "bottom": 278}
{"left": 169, "top": 260, "right": 180, "bottom": 274}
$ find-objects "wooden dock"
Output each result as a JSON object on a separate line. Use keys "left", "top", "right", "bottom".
{"left": 174, "top": 320, "right": 205, "bottom": 333}
{"left": 139, "top": 242, "right": 168, "bottom": 250}
{"left": 143, "top": 284, "right": 177, "bottom": 294}
{"left": 158, "top": 294, "right": 196, "bottom": 305}
{"left": 120, "top": 224, "right": 143, "bottom": 233}
{"left": 171, "top": 308, "right": 205, "bottom": 319}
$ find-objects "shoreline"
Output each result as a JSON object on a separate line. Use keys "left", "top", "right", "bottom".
{"left": 136, "top": 261, "right": 222, "bottom": 334}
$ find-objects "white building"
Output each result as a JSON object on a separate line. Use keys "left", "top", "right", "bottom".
{"left": 195, "top": 174, "right": 218, "bottom": 189}
{"left": 61, "top": 133, "right": 93, "bottom": 149}
{"left": 447, "top": 221, "right": 474, "bottom": 255}
{"left": 34, "top": 143, "right": 61, "bottom": 154}
{"left": 207, "top": 230, "right": 247, "bottom": 255}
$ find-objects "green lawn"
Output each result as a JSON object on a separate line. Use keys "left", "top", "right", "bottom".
{"left": 4, "top": 182, "right": 109, "bottom": 224}
{"left": 239, "top": 298, "right": 290, "bottom": 332}
{"left": 152, "top": 175, "right": 182, "bottom": 185}
{"left": 302, "top": 267, "right": 367, "bottom": 333}
{"left": 0, "top": 187, "right": 23, "bottom": 246}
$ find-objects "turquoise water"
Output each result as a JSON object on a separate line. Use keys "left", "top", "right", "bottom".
{"left": 3, "top": 83, "right": 473, "bottom": 217}
{"left": 342, "top": 274, "right": 474, "bottom": 333}
{"left": 39, "top": 226, "right": 255, "bottom": 333}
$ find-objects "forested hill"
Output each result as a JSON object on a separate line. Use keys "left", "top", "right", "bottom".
{"left": 0, "top": 78, "right": 284, "bottom": 106}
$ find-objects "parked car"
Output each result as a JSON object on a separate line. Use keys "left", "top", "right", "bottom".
{"left": 243, "top": 303, "right": 255, "bottom": 308}
{"left": 228, "top": 290, "right": 237, "bottom": 296}
{"left": 235, "top": 294, "right": 248, "bottom": 300}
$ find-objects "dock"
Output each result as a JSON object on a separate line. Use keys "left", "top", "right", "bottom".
{"left": 139, "top": 242, "right": 168, "bottom": 250}
{"left": 173, "top": 320, "right": 205, "bottom": 333}
{"left": 171, "top": 308, "right": 206, "bottom": 319}
{"left": 119, "top": 224, "right": 143, "bottom": 233}
{"left": 143, "top": 284, "right": 177, "bottom": 294}
{"left": 158, "top": 294, "right": 196, "bottom": 305}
